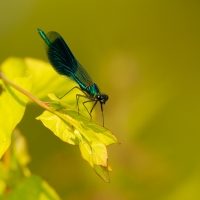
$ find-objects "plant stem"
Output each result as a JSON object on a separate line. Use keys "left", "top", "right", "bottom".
{"left": 0, "top": 72, "right": 74, "bottom": 124}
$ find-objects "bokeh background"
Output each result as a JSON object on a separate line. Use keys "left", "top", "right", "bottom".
{"left": 1, "top": 1, "right": 200, "bottom": 199}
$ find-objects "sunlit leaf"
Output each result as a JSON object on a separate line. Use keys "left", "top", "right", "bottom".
{"left": 62, "top": 109, "right": 118, "bottom": 145}
{"left": 24, "top": 57, "right": 76, "bottom": 102}
{"left": 1, "top": 57, "right": 77, "bottom": 102}
{"left": 54, "top": 94, "right": 117, "bottom": 143}
{"left": 1, "top": 57, "right": 27, "bottom": 80}
{"left": 48, "top": 93, "right": 93, "bottom": 124}
{"left": 78, "top": 136, "right": 110, "bottom": 182}
{"left": 36, "top": 93, "right": 119, "bottom": 182}
{"left": 78, "top": 134, "right": 108, "bottom": 167}
{"left": 36, "top": 111, "right": 78, "bottom": 145}
{"left": 91, "top": 140, "right": 108, "bottom": 166}
{"left": 41, "top": 93, "right": 119, "bottom": 146}
{"left": 48, "top": 93, "right": 69, "bottom": 111}
{"left": 0, "top": 75, "right": 31, "bottom": 158}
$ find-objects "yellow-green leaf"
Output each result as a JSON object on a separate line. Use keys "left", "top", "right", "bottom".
{"left": 24, "top": 57, "right": 76, "bottom": 101}
{"left": 45, "top": 93, "right": 119, "bottom": 146}
{"left": 36, "top": 111, "right": 79, "bottom": 145}
{"left": 1, "top": 57, "right": 27, "bottom": 80}
{"left": 91, "top": 141, "right": 108, "bottom": 167}
{"left": 78, "top": 136, "right": 110, "bottom": 182}
{"left": 36, "top": 94, "right": 119, "bottom": 182}
{"left": 0, "top": 77, "right": 31, "bottom": 158}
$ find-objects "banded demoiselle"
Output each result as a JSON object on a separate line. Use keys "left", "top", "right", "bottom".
{"left": 38, "top": 29, "right": 108, "bottom": 126}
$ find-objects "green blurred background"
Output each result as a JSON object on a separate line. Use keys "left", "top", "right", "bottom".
{"left": 1, "top": 0, "right": 200, "bottom": 199}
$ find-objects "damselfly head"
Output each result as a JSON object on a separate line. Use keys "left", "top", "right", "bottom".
{"left": 97, "top": 94, "right": 109, "bottom": 104}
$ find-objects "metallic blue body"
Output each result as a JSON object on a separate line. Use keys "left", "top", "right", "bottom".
{"left": 38, "top": 29, "right": 108, "bottom": 126}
